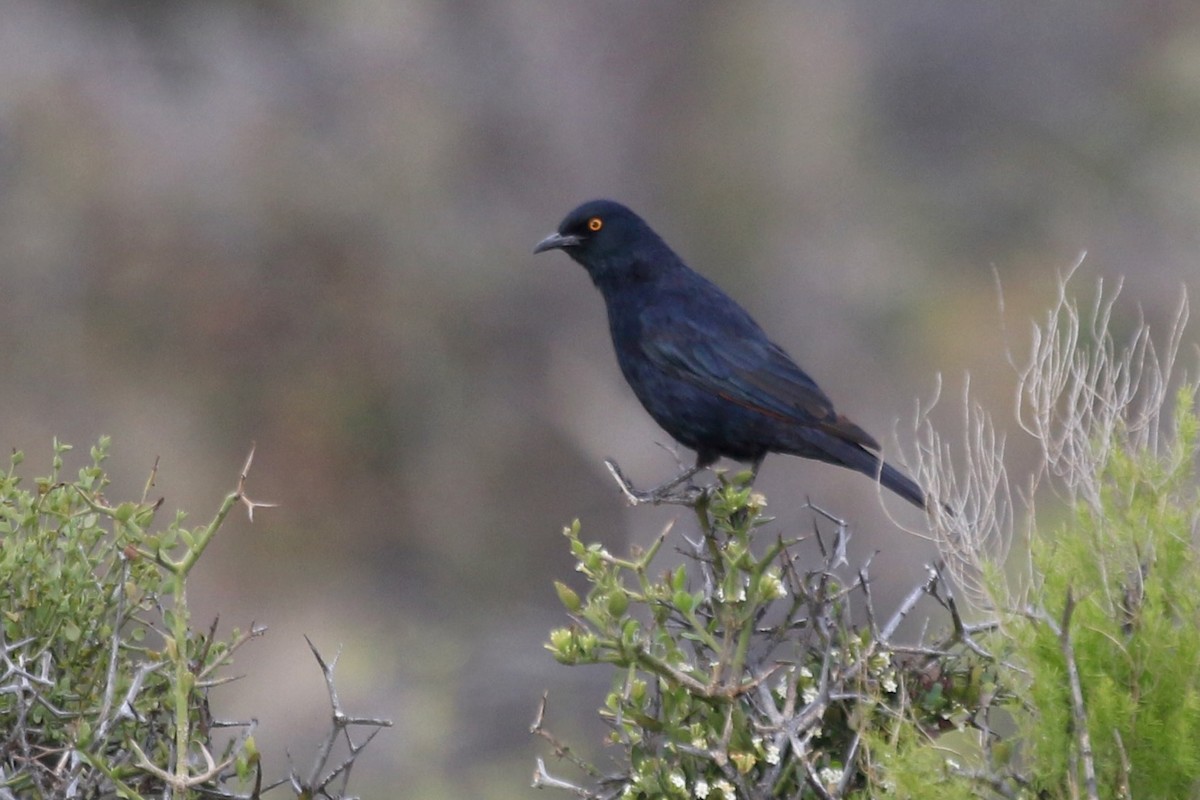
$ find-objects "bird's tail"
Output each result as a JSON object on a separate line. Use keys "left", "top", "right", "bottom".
{"left": 875, "top": 458, "right": 927, "bottom": 510}
{"left": 791, "top": 431, "right": 929, "bottom": 510}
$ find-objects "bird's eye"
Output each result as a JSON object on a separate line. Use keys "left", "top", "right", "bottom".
{"left": 587, "top": 217, "right": 603, "bottom": 232}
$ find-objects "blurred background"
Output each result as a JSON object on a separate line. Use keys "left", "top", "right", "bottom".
{"left": 3, "top": 2, "right": 1199, "bottom": 797}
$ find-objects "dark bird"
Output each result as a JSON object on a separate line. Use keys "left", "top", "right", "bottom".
{"left": 534, "top": 199, "right": 929, "bottom": 509}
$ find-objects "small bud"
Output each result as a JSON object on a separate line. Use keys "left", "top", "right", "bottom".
{"left": 759, "top": 570, "right": 787, "bottom": 600}
{"left": 672, "top": 589, "right": 694, "bottom": 614}
{"left": 134, "top": 506, "right": 157, "bottom": 528}
{"left": 730, "top": 751, "right": 757, "bottom": 774}
{"left": 75, "top": 718, "right": 92, "bottom": 747}
{"left": 547, "top": 628, "right": 577, "bottom": 663}
{"left": 243, "top": 735, "right": 259, "bottom": 763}
{"left": 671, "top": 564, "right": 688, "bottom": 592}
{"left": 620, "top": 618, "right": 640, "bottom": 650}
{"left": 577, "top": 632, "right": 599, "bottom": 658}
{"left": 549, "top": 627, "right": 573, "bottom": 651}
{"left": 554, "top": 581, "right": 582, "bottom": 612}
{"left": 606, "top": 588, "right": 629, "bottom": 616}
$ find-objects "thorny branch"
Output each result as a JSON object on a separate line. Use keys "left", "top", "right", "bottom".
{"left": 1, "top": 447, "right": 387, "bottom": 800}
{"left": 285, "top": 637, "right": 393, "bottom": 800}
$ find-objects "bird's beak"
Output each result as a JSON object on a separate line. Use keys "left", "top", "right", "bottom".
{"left": 533, "top": 231, "right": 581, "bottom": 254}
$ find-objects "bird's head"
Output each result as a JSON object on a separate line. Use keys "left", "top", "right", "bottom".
{"left": 534, "top": 200, "right": 666, "bottom": 283}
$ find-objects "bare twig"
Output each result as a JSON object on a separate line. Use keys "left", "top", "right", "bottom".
{"left": 532, "top": 758, "right": 595, "bottom": 797}
{"left": 292, "top": 637, "right": 392, "bottom": 798}
{"left": 195, "top": 623, "right": 268, "bottom": 685}
{"left": 92, "top": 561, "right": 129, "bottom": 744}
{"left": 530, "top": 694, "right": 603, "bottom": 779}
{"left": 1113, "top": 729, "right": 1131, "bottom": 799}
{"left": 141, "top": 455, "right": 161, "bottom": 505}
{"left": 880, "top": 563, "right": 940, "bottom": 642}
{"left": 1058, "top": 588, "right": 1098, "bottom": 800}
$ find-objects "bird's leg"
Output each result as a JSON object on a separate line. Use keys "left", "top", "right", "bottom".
{"left": 603, "top": 458, "right": 707, "bottom": 506}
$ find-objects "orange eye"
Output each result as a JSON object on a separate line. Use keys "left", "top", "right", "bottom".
{"left": 587, "top": 217, "right": 603, "bottom": 232}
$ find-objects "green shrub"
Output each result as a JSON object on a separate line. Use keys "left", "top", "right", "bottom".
{"left": 1011, "top": 389, "right": 1200, "bottom": 798}
{"left": 535, "top": 477, "right": 996, "bottom": 799}
{"left": 0, "top": 439, "right": 387, "bottom": 799}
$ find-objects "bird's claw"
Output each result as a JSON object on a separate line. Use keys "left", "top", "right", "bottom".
{"left": 626, "top": 484, "right": 705, "bottom": 507}
{"left": 604, "top": 459, "right": 707, "bottom": 507}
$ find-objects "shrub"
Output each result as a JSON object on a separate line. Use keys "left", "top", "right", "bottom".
{"left": 0, "top": 440, "right": 388, "bottom": 799}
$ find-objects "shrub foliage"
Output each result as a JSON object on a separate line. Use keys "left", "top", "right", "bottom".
{"left": 0, "top": 440, "right": 387, "bottom": 799}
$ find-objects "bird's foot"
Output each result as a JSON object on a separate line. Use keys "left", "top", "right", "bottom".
{"left": 603, "top": 459, "right": 706, "bottom": 507}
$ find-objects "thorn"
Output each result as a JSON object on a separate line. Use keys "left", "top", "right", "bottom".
{"left": 236, "top": 443, "right": 278, "bottom": 522}
{"left": 240, "top": 495, "right": 279, "bottom": 523}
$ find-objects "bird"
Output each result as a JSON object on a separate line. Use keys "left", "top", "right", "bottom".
{"left": 534, "top": 199, "right": 930, "bottom": 510}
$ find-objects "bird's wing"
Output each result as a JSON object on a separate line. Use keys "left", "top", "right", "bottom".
{"left": 640, "top": 309, "right": 880, "bottom": 450}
